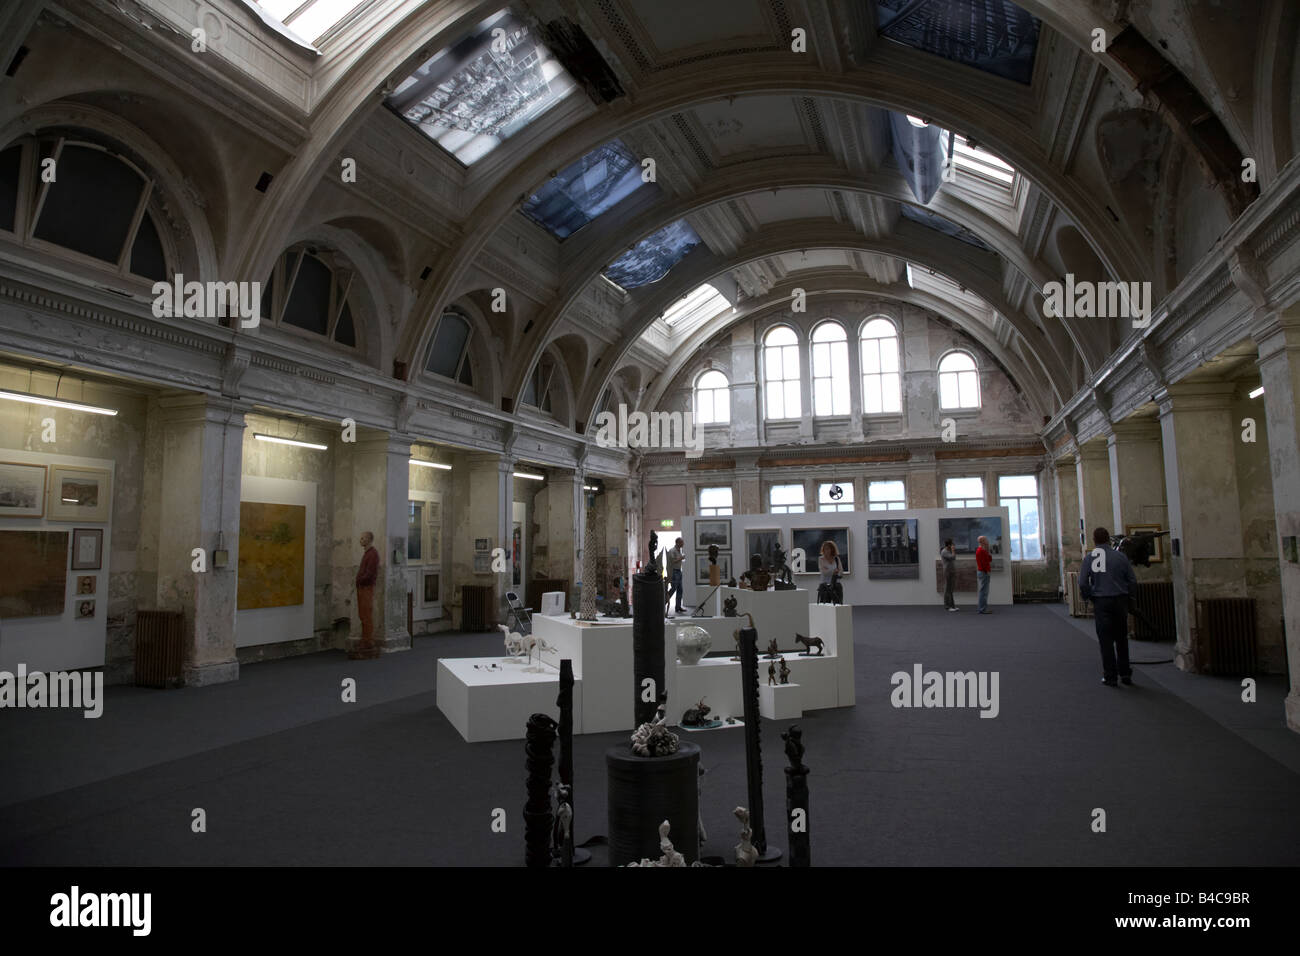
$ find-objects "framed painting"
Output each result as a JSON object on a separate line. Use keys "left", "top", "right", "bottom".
{"left": 422, "top": 571, "right": 440, "bottom": 606}
{"left": 76, "top": 575, "right": 96, "bottom": 595}
{"left": 938, "top": 515, "right": 1003, "bottom": 555}
{"left": 0, "top": 461, "right": 46, "bottom": 517}
{"left": 70, "top": 527, "right": 103, "bottom": 570}
{"left": 237, "top": 502, "right": 306, "bottom": 609}
{"left": 48, "top": 466, "right": 112, "bottom": 522}
{"left": 474, "top": 537, "right": 491, "bottom": 553}
{"left": 1125, "top": 524, "right": 1164, "bottom": 563}
{"left": 695, "top": 551, "right": 732, "bottom": 585}
{"left": 694, "top": 519, "right": 731, "bottom": 551}
{"left": 77, "top": 599, "right": 96, "bottom": 619}
{"left": 868, "top": 518, "right": 919, "bottom": 580}
{"left": 744, "top": 527, "right": 783, "bottom": 569}
{"left": 791, "top": 527, "right": 852, "bottom": 575}
{"left": 0, "top": 530, "right": 68, "bottom": 618}
{"left": 473, "top": 554, "right": 493, "bottom": 573}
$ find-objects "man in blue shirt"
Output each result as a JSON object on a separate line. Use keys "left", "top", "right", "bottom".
{"left": 1080, "top": 527, "right": 1138, "bottom": 687}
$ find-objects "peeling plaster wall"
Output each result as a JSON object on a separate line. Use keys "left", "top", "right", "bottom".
{"left": 1233, "top": 394, "right": 1285, "bottom": 672}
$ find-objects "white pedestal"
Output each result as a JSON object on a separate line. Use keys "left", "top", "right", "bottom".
{"left": 759, "top": 680, "right": 802, "bottom": 720}
{"left": 809, "top": 603, "right": 855, "bottom": 706}
{"left": 532, "top": 615, "right": 633, "bottom": 733}
{"left": 720, "top": 587, "right": 811, "bottom": 644}
{"left": 436, "top": 658, "right": 577, "bottom": 743}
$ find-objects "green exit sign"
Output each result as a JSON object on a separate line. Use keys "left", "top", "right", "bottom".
{"left": 660, "top": 519, "right": 675, "bottom": 528}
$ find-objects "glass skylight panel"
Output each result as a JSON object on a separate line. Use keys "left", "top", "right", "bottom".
{"left": 521, "top": 140, "right": 649, "bottom": 239}
{"left": 386, "top": 10, "right": 578, "bottom": 166}
{"left": 253, "top": 0, "right": 363, "bottom": 44}
{"left": 876, "top": 0, "right": 1041, "bottom": 85}
{"left": 662, "top": 283, "right": 729, "bottom": 327}
{"left": 602, "top": 220, "right": 702, "bottom": 290}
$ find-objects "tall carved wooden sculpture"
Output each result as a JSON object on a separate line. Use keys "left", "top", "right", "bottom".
{"left": 737, "top": 614, "right": 781, "bottom": 862}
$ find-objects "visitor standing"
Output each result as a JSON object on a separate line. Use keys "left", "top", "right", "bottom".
{"left": 665, "top": 536, "right": 685, "bottom": 616}
{"left": 975, "top": 535, "right": 992, "bottom": 614}
{"left": 940, "top": 538, "right": 958, "bottom": 611}
{"left": 355, "top": 531, "right": 380, "bottom": 654}
{"left": 1080, "top": 527, "right": 1137, "bottom": 687}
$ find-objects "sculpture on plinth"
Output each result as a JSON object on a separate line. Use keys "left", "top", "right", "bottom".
{"left": 723, "top": 595, "right": 738, "bottom": 617}
{"left": 631, "top": 531, "right": 666, "bottom": 727}
{"left": 768, "top": 661, "right": 776, "bottom": 685}
{"left": 816, "top": 570, "right": 843, "bottom": 605}
{"left": 681, "top": 698, "right": 711, "bottom": 727}
{"left": 737, "top": 613, "right": 779, "bottom": 861}
{"left": 739, "top": 553, "right": 771, "bottom": 591}
{"left": 624, "top": 820, "right": 691, "bottom": 867}
{"left": 779, "top": 659, "right": 790, "bottom": 684}
{"left": 782, "top": 725, "right": 811, "bottom": 867}
{"left": 708, "top": 544, "right": 721, "bottom": 587}
{"left": 764, "top": 638, "right": 780, "bottom": 659}
{"left": 630, "top": 700, "right": 679, "bottom": 757}
{"left": 795, "top": 634, "right": 825, "bottom": 656}
{"left": 772, "top": 542, "right": 795, "bottom": 590}
{"left": 578, "top": 505, "right": 598, "bottom": 621}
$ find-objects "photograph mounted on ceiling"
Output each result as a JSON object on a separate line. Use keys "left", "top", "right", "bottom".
{"left": 385, "top": 10, "right": 578, "bottom": 166}
{"left": 603, "top": 219, "right": 702, "bottom": 290}
{"left": 521, "top": 140, "right": 655, "bottom": 240}
{"left": 875, "top": 0, "right": 1042, "bottom": 85}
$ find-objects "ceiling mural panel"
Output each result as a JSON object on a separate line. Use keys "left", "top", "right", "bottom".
{"left": 520, "top": 139, "right": 654, "bottom": 239}
{"left": 603, "top": 219, "right": 703, "bottom": 289}
{"left": 875, "top": 0, "right": 1041, "bottom": 84}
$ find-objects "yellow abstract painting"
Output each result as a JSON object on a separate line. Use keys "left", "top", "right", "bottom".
{"left": 238, "top": 502, "right": 306, "bottom": 610}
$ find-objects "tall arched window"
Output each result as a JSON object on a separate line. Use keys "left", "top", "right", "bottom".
{"left": 522, "top": 355, "right": 557, "bottom": 414}
{"left": 262, "top": 246, "right": 358, "bottom": 348}
{"left": 810, "top": 322, "right": 849, "bottom": 416}
{"left": 860, "top": 318, "right": 901, "bottom": 414}
{"left": 763, "top": 325, "right": 801, "bottom": 420}
{"left": 425, "top": 311, "right": 474, "bottom": 386}
{"left": 695, "top": 369, "right": 730, "bottom": 424}
{"left": 938, "top": 351, "right": 980, "bottom": 409}
{"left": 0, "top": 137, "right": 169, "bottom": 282}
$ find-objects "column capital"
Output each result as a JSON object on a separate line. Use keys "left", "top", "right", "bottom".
{"left": 1077, "top": 438, "right": 1111, "bottom": 461}
{"left": 354, "top": 434, "right": 411, "bottom": 458}
{"left": 1107, "top": 417, "right": 1162, "bottom": 443}
{"left": 156, "top": 393, "right": 251, "bottom": 428}
{"left": 1250, "top": 307, "right": 1300, "bottom": 363}
{"left": 1154, "top": 381, "right": 1237, "bottom": 416}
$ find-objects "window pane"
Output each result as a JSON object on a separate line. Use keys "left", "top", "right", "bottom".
{"left": 869, "top": 480, "right": 905, "bottom": 507}
{"left": 129, "top": 212, "right": 167, "bottom": 281}
{"left": 814, "top": 381, "right": 831, "bottom": 417}
{"left": 945, "top": 476, "right": 983, "bottom": 502}
{"left": 861, "top": 339, "right": 880, "bottom": 373}
{"left": 334, "top": 301, "right": 357, "bottom": 347}
{"left": 282, "top": 253, "right": 332, "bottom": 335}
{"left": 784, "top": 381, "right": 800, "bottom": 418}
{"left": 999, "top": 474, "right": 1037, "bottom": 497}
{"left": 427, "top": 313, "right": 470, "bottom": 377}
{"left": 939, "top": 374, "right": 958, "bottom": 409}
{"left": 771, "top": 484, "right": 803, "bottom": 506}
{"left": 880, "top": 339, "right": 899, "bottom": 372}
{"left": 1021, "top": 498, "right": 1042, "bottom": 560}
{"left": 34, "top": 145, "right": 143, "bottom": 263}
{"left": 0, "top": 145, "right": 20, "bottom": 232}
{"left": 958, "top": 371, "right": 979, "bottom": 407}
{"left": 407, "top": 501, "right": 423, "bottom": 561}
{"left": 716, "top": 389, "right": 729, "bottom": 423}
{"left": 765, "top": 347, "right": 783, "bottom": 380}
{"left": 766, "top": 326, "right": 797, "bottom": 346}
{"left": 882, "top": 373, "right": 901, "bottom": 412}
{"left": 700, "top": 487, "right": 732, "bottom": 509}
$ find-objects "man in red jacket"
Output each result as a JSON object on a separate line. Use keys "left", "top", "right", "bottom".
{"left": 355, "top": 530, "right": 380, "bottom": 654}
{"left": 975, "top": 535, "right": 993, "bottom": 614}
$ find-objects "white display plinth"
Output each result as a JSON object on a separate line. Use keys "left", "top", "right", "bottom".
{"left": 668, "top": 615, "right": 741, "bottom": 659}
{"left": 437, "top": 658, "right": 576, "bottom": 743}
{"left": 809, "top": 603, "right": 855, "bottom": 706}
{"left": 532, "top": 615, "right": 633, "bottom": 733}
{"left": 671, "top": 656, "right": 743, "bottom": 725}
{"left": 759, "top": 680, "right": 802, "bottom": 720}
{"left": 720, "top": 587, "right": 811, "bottom": 644}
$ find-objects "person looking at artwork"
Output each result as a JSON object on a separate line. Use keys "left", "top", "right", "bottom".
{"left": 665, "top": 536, "right": 686, "bottom": 617}
{"left": 975, "top": 535, "right": 992, "bottom": 614}
{"left": 818, "top": 540, "right": 842, "bottom": 586}
{"left": 940, "top": 538, "right": 958, "bottom": 611}
{"left": 1080, "top": 527, "right": 1137, "bottom": 687}
{"left": 356, "top": 531, "right": 380, "bottom": 651}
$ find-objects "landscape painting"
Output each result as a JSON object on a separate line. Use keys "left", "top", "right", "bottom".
{"left": 744, "top": 528, "right": 783, "bottom": 571}
{"left": 237, "top": 501, "right": 306, "bottom": 610}
{"left": 868, "top": 518, "right": 919, "bottom": 580}
{"left": 0, "top": 461, "right": 46, "bottom": 517}
{"left": 791, "top": 527, "right": 851, "bottom": 575}
{"left": 48, "top": 466, "right": 112, "bottom": 521}
{"left": 939, "top": 515, "right": 1004, "bottom": 555}
{"left": 0, "top": 530, "right": 68, "bottom": 618}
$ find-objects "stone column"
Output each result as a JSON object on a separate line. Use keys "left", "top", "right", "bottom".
{"left": 350, "top": 434, "right": 412, "bottom": 653}
{"left": 155, "top": 395, "right": 246, "bottom": 686}
{"left": 1252, "top": 310, "right": 1300, "bottom": 731}
{"left": 1053, "top": 453, "right": 1082, "bottom": 574}
{"left": 1075, "top": 437, "right": 1115, "bottom": 542}
{"left": 906, "top": 450, "right": 938, "bottom": 509}
{"left": 1156, "top": 383, "right": 1248, "bottom": 672}
{"left": 730, "top": 325, "right": 758, "bottom": 445}
{"left": 1107, "top": 419, "right": 1168, "bottom": 580}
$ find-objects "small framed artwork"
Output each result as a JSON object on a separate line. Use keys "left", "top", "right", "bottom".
{"left": 76, "top": 575, "right": 96, "bottom": 595}
{"left": 694, "top": 519, "right": 731, "bottom": 551}
{"left": 77, "top": 600, "right": 95, "bottom": 619}
{"left": 695, "top": 551, "right": 732, "bottom": 585}
{"left": 71, "top": 528, "right": 104, "bottom": 570}
{"left": 422, "top": 571, "right": 440, "bottom": 606}
{"left": 0, "top": 461, "right": 47, "bottom": 517}
{"left": 744, "top": 528, "right": 783, "bottom": 569}
{"left": 48, "top": 466, "right": 112, "bottom": 522}
{"left": 472, "top": 554, "right": 492, "bottom": 573}
{"left": 1125, "top": 524, "right": 1164, "bottom": 563}
{"left": 474, "top": 538, "right": 491, "bottom": 553}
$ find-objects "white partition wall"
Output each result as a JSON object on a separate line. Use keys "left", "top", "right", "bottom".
{"left": 682, "top": 507, "right": 1013, "bottom": 608}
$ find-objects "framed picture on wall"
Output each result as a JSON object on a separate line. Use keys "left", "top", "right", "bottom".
{"left": 790, "top": 527, "right": 852, "bottom": 575}
{"left": 77, "top": 600, "right": 95, "bottom": 619}
{"left": 1125, "top": 524, "right": 1164, "bottom": 563}
{"left": 422, "top": 571, "right": 440, "bottom": 606}
{"left": 695, "top": 552, "right": 732, "bottom": 585}
{"left": 48, "top": 466, "right": 112, "bottom": 522}
{"left": 76, "top": 575, "right": 96, "bottom": 595}
{"left": 0, "top": 461, "right": 46, "bottom": 517}
{"left": 70, "top": 528, "right": 104, "bottom": 570}
{"left": 474, "top": 538, "right": 491, "bottom": 553}
{"left": 744, "top": 528, "right": 783, "bottom": 569}
{"left": 694, "top": 519, "right": 731, "bottom": 551}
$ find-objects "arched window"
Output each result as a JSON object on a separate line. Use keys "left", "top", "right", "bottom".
{"left": 262, "top": 246, "right": 358, "bottom": 348}
{"left": 522, "top": 355, "right": 557, "bottom": 414}
{"left": 694, "top": 369, "right": 730, "bottom": 424}
{"left": 810, "top": 322, "right": 849, "bottom": 416}
{"left": 425, "top": 311, "right": 474, "bottom": 386}
{"left": 763, "top": 326, "right": 801, "bottom": 420}
{"left": 860, "top": 318, "right": 901, "bottom": 414}
{"left": 0, "top": 137, "right": 169, "bottom": 282}
{"left": 938, "top": 351, "right": 980, "bottom": 409}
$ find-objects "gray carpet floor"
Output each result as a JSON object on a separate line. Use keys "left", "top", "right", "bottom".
{"left": 2, "top": 604, "right": 1298, "bottom": 866}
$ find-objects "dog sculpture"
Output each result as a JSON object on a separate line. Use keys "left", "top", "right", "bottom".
{"left": 794, "top": 633, "right": 824, "bottom": 656}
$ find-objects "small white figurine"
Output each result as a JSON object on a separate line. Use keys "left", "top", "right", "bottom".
{"left": 734, "top": 806, "right": 757, "bottom": 867}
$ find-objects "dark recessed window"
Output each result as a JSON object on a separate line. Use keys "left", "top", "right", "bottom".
{"left": 335, "top": 301, "right": 356, "bottom": 347}
{"left": 0, "top": 145, "right": 20, "bottom": 232}
{"left": 263, "top": 246, "right": 360, "bottom": 349}
{"left": 282, "top": 253, "right": 332, "bottom": 335}
{"left": 33, "top": 144, "right": 143, "bottom": 263}
{"left": 128, "top": 213, "right": 167, "bottom": 281}
{"left": 425, "top": 311, "right": 474, "bottom": 385}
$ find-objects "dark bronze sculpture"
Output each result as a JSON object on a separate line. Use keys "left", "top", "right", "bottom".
{"left": 767, "top": 661, "right": 776, "bottom": 685}
{"left": 764, "top": 638, "right": 780, "bottom": 659}
{"left": 737, "top": 614, "right": 780, "bottom": 862}
{"left": 739, "top": 553, "right": 771, "bottom": 591}
{"left": 723, "top": 595, "right": 738, "bottom": 617}
{"left": 681, "top": 698, "right": 711, "bottom": 726}
{"left": 771, "top": 542, "right": 794, "bottom": 589}
{"left": 523, "top": 712, "right": 558, "bottom": 868}
{"left": 816, "top": 570, "right": 843, "bottom": 605}
{"left": 782, "top": 725, "right": 810, "bottom": 867}
{"left": 795, "top": 633, "right": 824, "bottom": 656}
{"left": 779, "top": 659, "right": 790, "bottom": 684}
{"left": 632, "top": 532, "right": 666, "bottom": 726}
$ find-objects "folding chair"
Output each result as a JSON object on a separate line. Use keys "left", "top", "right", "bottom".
{"left": 504, "top": 591, "right": 533, "bottom": 636}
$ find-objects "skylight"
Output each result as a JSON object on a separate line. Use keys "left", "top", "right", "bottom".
{"left": 876, "top": 0, "right": 1041, "bottom": 85}
{"left": 252, "top": 0, "right": 364, "bottom": 45}
{"left": 905, "top": 115, "right": 1015, "bottom": 186}
{"left": 661, "top": 283, "right": 730, "bottom": 328}
{"left": 386, "top": 10, "right": 578, "bottom": 166}
{"left": 521, "top": 140, "right": 650, "bottom": 239}
{"left": 603, "top": 220, "right": 702, "bottom": 291}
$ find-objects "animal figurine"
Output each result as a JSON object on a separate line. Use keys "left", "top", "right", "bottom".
{"left": 723, "top": 595, "right": 738, "bottom": 617}
{"left": 779, "top": 659, "right": 790, "bottom": 684}
{"left": 795, "top": 633, "right": 824, "bottom": 656}
{"left": 498, "top": 624, "right": 527, "bottom": 658}
{"left": 765, "top": 637, "right": 781, "bottom": 659}
{"left": 768, "top": 661, "right": 776, "bottom": 685}
{"left": 681, "top": 698, "right": 711, "bottom": 726}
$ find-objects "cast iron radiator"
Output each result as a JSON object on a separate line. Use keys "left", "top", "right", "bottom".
{"left": 461, "top": 584, "right": 494, "bottom": 632}
{"left": 1197, "top": 598, "right": 1257, "bottom": 675}
{"left": 1066, "top": 571, "right": 1093, "bottom": 618}
{"left": 135, "top": 610, "right": 184, "bottom": 688}
{"left": 1131, "top": 582, "right": 1175, "bottom": 640}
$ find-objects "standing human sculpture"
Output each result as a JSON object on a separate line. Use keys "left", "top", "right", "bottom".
{"left": 353, "top": 531, "right": 380, "bottom": 658}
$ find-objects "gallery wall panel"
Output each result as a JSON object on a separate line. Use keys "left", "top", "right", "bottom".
{"left": 236, "top": 475, "right": 317, "bottom": 648}
{"left": 0, "top": 449, "right": 114, "bottom": 673}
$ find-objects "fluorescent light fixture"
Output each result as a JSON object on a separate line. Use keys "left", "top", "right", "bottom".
{"left": 0, "top": 388, "right": 118, "bottom": 416}
{"left": 254, "top": 433, "right": 327, "bottom": 451}
{"left": 410, "top": 459, "right": 452, "bottom": 470}
{"left": 513, "top": 471, "right": 545, "bottom": 481}
{"left": 583, "top": 484, "right": 600, "bottom": 492}
{"left": 1249, "top": 386, "right": 1264, "bottom": 399}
